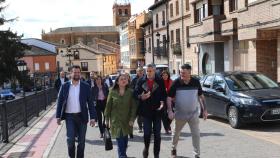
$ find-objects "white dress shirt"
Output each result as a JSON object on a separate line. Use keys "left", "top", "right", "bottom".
{"left": 91, "top": 79, "right": 95, "bottom": 88}
{"left": 65, "top": 80, "right": 81, "bottom": 113}
{"left": 60, "top": 78, "right": 65, "bottom": 84}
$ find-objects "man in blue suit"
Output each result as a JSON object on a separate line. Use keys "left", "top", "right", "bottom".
{"left": 56, "top": 65, "right": 96, "bottom": 158}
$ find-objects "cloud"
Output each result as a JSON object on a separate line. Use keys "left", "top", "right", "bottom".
{"left": 0, "top": 0, "right": 154, "bottom": 38}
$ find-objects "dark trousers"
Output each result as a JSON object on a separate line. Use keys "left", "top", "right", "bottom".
{"left": 143, "top": 116, "right": 161, "bottom": 157}
{"left": 162, "top": 111, "right": 172, "bottom": 131}
{"left": 65, "top": 113, "right": 87, "bottom": 158}
{"left": 116, "top": 133, "right": 128, "bottom": 158}
{"left": 96, "top": 100, "right": 106, "bottom": 135}
{"left": 137, "top": 116, "right": 144, "bottom": 130}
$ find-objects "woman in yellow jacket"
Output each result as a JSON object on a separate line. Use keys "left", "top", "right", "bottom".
{"left": 105, "top": 74, "right": 137, "bottom": 158}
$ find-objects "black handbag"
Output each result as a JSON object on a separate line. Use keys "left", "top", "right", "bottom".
{"left": 103, "top": 119, "right": 113, "bottom": 151}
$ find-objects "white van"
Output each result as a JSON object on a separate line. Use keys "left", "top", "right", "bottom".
{"left": 143, "top": 64, "right": 168, "bottom": 74}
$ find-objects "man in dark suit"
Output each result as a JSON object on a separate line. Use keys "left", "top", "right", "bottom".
{"left": 55, "top": 71, "right": 69, "bottom": 92}
{"left": 86, "top": 71, "right": 96, "bottom": 88}
{"left": 56, "top": 65, "right": 96, "bottom": 158}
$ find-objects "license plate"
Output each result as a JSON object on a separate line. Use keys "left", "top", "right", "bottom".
{"left": 271, "top": 108, "right": 280, "bottom": 115}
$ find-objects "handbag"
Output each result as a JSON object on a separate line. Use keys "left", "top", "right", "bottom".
{"left": 103, "top": 118, "right": 113, "bottom": 151}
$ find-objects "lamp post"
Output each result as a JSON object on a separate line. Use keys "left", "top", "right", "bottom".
{"left": 17, "top": 60, "right": 27, "bottom": 97}
{"left": 60, "top": 46, "right": 79, "bottom": 72}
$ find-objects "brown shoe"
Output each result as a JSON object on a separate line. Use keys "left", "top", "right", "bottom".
{"left": 171, "top": 149, "right": 176, "bottom": 158}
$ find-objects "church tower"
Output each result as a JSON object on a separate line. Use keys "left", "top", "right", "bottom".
{"left": 113, "top": 0, "right": 131, "bottom": 26}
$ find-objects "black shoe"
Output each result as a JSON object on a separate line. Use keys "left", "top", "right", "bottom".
{"left": 154, "top": 155, "right": 159, "bottom": 158}
{"left": 142, "top": 148, "right": 148, "bottom": 158}
{"left": 171, "top": 149, "right": 176, "bottom": 158}
{"left": 195, "top": 156, "right": 200, "bottom": 158}
{"left": 129, "top": 134, "right": 134, "bottom": 139}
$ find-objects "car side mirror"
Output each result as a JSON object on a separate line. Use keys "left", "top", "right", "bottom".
{"left": 215, "top": 86, "right": 225, "bottom": 93}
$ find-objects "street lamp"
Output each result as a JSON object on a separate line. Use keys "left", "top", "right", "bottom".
{"left": 60, "top": 46, "right": 79, "bottom": 72}
{"left": 17, "top": 60, "right": 27, "bottom": 97}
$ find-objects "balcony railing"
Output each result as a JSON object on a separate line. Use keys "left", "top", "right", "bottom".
{"left": 153, "top": 46, "right": 167, "bottom": 56}
{"left": 172, "top": 43, "right": 182, "bottom": 55}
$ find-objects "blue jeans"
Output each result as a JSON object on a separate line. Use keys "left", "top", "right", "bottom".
{"left": 65, "top": 113, "right": 87, "bottom": 158}
{"left": 116, "top": 134, "right": 128, "bottom": 158}
{"left": 143, "top": 116, "right": 161, "bottom": 156}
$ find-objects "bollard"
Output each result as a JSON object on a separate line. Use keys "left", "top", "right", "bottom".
{"left": 1, "top": 100, "right": 9, "bottom": 143}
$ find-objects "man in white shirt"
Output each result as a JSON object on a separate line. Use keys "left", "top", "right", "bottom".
{"left": 56, "top": 65, "right": 96, "bottom": 158}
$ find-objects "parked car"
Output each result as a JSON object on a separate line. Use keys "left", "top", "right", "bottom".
{"left": 109, "top": 74, "right": 118, "bottom": 84}
{"left": 200, "top": 71, "right": 280, "bottom": 128}
{"left": 0, "top": 89, "right": 16, "bottom": 100}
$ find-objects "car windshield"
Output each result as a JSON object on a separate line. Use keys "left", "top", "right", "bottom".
{"left": 0, "top": 90, "right": 11, "bottom": 94}
{"left": 225, "top": 73, "right": 278, "bottom": 91}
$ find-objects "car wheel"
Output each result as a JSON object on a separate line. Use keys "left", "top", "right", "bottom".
{"left": 228, "top": 106, "right": 242, "bottom": 129}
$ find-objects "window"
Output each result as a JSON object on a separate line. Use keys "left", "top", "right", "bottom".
{"left": 61, "top": 39, "right": 65, "bottom": 44}
{"left": 156, "top": 14, "right": 159, "bottom": 28}
{"left": 35, "top": 63, "right": 40, "bottom": 71}
{"left": 148, "top": 38, "right": 151, "bottom": 52}
{"left": 185, "top": 0, "right": 189, "bottom": 11}
{"left": 45, "top": 62, "right": 50, "bottom": 70}
{"left": 118, "top": 9, "right": 122, "bottom": 15}
{"left": 162, "top": 11, "right": 165, "bottom": 26}
{"left": 195, "top": 3, "right": 208, "bottom": 23}
{"left": 176, "top": 29, "right": 180, "bottom": 44}
{"left": 186, "top": 26, "right": 190, "bottom": 47}
{"left": 81, "top": 62, "right": 88, "bottom": 71}
{"left": 74, "top": 50, "right": 79, "bottom": 59}
{"left": 170, "top": 30, "right": 174, "bottom": 44}
{"left": 229, "top": 0, "right": 238, "bottom": 12}
{"left": 213, "top": 75, "right": 226, "bottom": 90}
{"left": 170, "top": 3, "right": 173, "bottom": 17}
{"left": 176, "top": 0, "right": 179, "bottom": 15}
{"left": 203, "top": 75, "right": 214, "bottom": 88}
{"left": 125, "top": 9, "right": 128, "bottom": 15}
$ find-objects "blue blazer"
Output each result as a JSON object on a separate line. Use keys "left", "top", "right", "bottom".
{"left": 56, "top": 80, "right": 97, "bottom": 123}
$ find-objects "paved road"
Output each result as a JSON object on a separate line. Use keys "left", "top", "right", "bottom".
{"left": 48, "top": 115, "right": 280, "bottom": 158}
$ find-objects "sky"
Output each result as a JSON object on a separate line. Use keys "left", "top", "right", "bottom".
{"left": 0, "top": 0, "right": 154, "bottom": 38}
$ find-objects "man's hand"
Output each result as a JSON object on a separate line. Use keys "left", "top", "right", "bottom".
{"left": 141, "top": 91, "right": 151, "bottom": 100}
{"left": 157, "top": 103, "right": 164, "bottom": 111}
{"left": 168, "top": 111, "right": 175, "bottom": 120}
{"left": 57, "top": 118, "right": 61, "bottom": 125}
{"left": 129, "top": 121, "right": 134, "bottom": 127}
{"left": 203, "top": 110, "right": 208, "bottom": 120}
{"left": 90, "top": 119, "right": 96, "bottom": 127}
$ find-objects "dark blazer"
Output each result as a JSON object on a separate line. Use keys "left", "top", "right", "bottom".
{"left": 56, "top": 80, "right": 97, "bottom": 123}
{"left": 92, "top": 84, "right": 109, "bottom": 101}
{"left": 134, "top": 75, "right": 167, "bottom": 118}
{"left": 86, "top": 79, "right": 96, "bottom": 88}
{"left": 55, "top": 77, "right": 69, "bottom": 92}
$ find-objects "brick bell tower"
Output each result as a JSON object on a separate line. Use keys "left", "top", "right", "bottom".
{"left": 113, "top": 0, "right": 131, "bottom": 26}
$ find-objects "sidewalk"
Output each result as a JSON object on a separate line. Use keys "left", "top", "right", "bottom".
{"left": 0, "top": 105, "right": 61, "bottom": 158}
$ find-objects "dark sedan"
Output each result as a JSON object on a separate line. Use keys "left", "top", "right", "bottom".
{"left": 201, "top": 72, "right": 280, "bottom": 128}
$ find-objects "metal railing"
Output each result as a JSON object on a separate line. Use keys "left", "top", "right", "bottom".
{"left": 0, "top": 88, "right": 57, "bottom": 143}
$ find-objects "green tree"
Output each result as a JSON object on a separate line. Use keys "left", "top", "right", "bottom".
{"left": 0, "top": 0, "right": 29, "bottom": 86}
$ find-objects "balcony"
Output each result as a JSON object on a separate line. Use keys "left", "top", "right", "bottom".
{"left": 172, "top": 43, "right": 182, "bottom": 55}
{"left": 189, "top": 15, "right": 228, "bottom": 43}
{"left": 153, "top": 46, "right": 167, "bottom": 56}
{"left": 221, "top": 18, "right": 237, "bottom": 36}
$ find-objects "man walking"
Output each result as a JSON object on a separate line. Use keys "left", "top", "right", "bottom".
{"left": 131, "top": 67, "right": 145, "bottom": 133}
{"left": 167, "top": 64, "right": 208, "bottom": 158}
{"left": 87, "top": 71, "right": 96, "bottom": 88}
{"left": 135, "top": 64, "right": 166, "bottom": 158}
{"left": 55, "top": 71, "right": 69, "bottom": 92}
{"left": 56, "top": 65, "right": 96, "bottom": 158}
